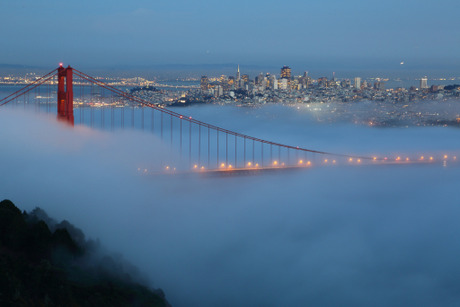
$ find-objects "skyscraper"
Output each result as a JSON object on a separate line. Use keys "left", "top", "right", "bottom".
{"left": 354, "top": 77, "right": 361, "bottom": 89}
{"left": 280, "top": 66, "right": 291, "bottom": 79}
{"left": 420, "top": 77, "right": 428, "bottom": 89}
{"left": 236, "top": 65, "right": 241, "bottom": 82}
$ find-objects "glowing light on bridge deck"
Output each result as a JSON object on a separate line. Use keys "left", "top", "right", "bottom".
{"left": 298, "top": 160, "right": 303, "bottom": 165}
{"left": 247, "top": 162, "right": 252, "bottom": 167}
{"left": 396, "top": 157, "right": 401, "bottom": 161}
{"left": 324, "top": 159, "right": 328, "bottom": 163}
{"left": 255, "top": 163, "right": 259, "bottom": 168}
{"left": 220, "top": 163, "right": 225, "bottom": 168}
{"left": 307, "top": 161, "right": 312, "bottom": 166}
{"left": 406, "top": 157, "right": 410, "bottom": 161}
{"left": 444, "top": 155, "right": 448, "bottom": 160}
{"left": 349, "top": 158, "right": 353, "bottom": 162}
{"left": 420, "top": 156, "right": 425, "bottom": 161}
{"left": 430, "top": 157, "right": 434, "bottom": 161}
{"left": 201, "top": 166, "right": 205, "bottom": 170}
{"left": 193, "top": 164, "right": 198, "bottom": 169}
{"left": 228, "top": 164, "right": 233, "bottom": 169}
{"left": 373, "top": 157, "right": 377, "bottom": 161}
{"left": 332, "top": 160, "right": 336, "bottom": 164}
{"left": 165, "top": 166, "right": 170, "bottom": 170}
{"left": 357, "top": 159, "right": 361, "bottom": 163}
{"left": 273, "top": 160, "right": 279, "bottom": 166}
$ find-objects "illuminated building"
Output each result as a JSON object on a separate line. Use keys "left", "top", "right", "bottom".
{"left": 236, "top": 65, "right": 240, "bottom": 83}
{"left": 420, "top": 77, "right": 428, "bottom": 89}
{"left": 280, "top": 66, "right": 291, "bottom": 79}
{"left": 200, "top": 76, "right": 209, "bottom": 92}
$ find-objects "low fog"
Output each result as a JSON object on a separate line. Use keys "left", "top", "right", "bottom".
{"left": 1, "top": 104, "right": 460, "bottom": 307}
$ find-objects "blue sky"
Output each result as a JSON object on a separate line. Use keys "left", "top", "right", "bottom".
{"left": 1, "top": 0, "right": 459, "bottom": 69}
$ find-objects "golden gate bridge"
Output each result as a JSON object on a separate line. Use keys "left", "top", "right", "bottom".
{"left": 0, "top": 65, "right": 456, "bottom": 173}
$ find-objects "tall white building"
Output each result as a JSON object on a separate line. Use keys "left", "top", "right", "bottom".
{"left": 420, "top": 77, "right": 428, "bottom": 89}
{"left": 354, "top": 77, "right": 361, "bottom": 89}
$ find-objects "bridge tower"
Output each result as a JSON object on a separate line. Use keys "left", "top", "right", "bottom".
{"left": 57, "top": 65, "right": 74, "bottom": 125}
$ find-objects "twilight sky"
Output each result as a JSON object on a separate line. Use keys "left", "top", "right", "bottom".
{"left": 1, "top": 0, "right": 459, "bottom": 69}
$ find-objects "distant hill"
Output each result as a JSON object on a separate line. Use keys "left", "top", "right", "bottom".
{"left": 0, "top": 199, "right": 170, "bottom": 307}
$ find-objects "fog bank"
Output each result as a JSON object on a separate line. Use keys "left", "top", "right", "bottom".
{"left": 1, "top": 106, "right": 460, "bottom": 306}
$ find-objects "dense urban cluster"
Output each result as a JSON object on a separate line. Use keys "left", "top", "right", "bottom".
{"left": 184, "top": 66, "right": 460, "bottom": 105}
